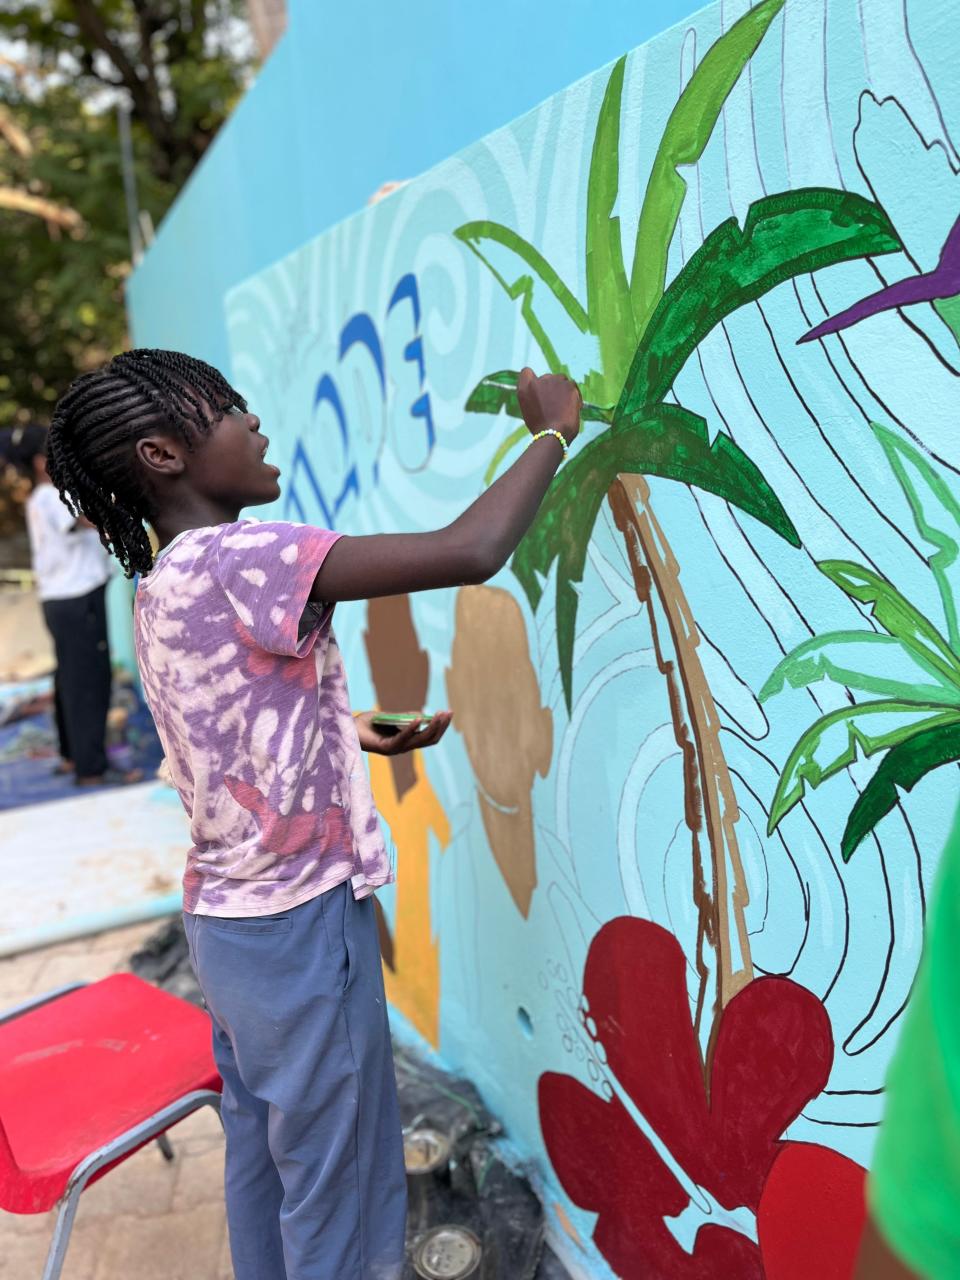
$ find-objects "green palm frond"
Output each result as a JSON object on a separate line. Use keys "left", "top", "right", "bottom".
{"left": 621, "top": 189, "right": 900, "bottom": 415}
{"left": 453, "top": 221, "right": 589, "bottom": 375}
{"left": 760, "top": 630, "right": 960, "bottom": 707}
{"left": 584, "top": 54, "right": 637, "bottom": 397}
{"left": 873, "top": 422, "right": 960, "bottom": 651}
{"left": 767, "top": 701, "right": 960, "bottom": 834}
{"left": 630, "top": 0, "right": 788, "bottom": 335}
{"left": 818, "top": 560, "right": 960, "bottom": 689}
{"left": 513, "top": 403, "right": 799, "bottom": 709}
{"left": 841, "top": 721, "right": 960, "bottom": 860}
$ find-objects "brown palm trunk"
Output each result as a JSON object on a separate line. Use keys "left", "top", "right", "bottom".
{"left": 609, "top": 474, "right": 753, "bottom": 1049}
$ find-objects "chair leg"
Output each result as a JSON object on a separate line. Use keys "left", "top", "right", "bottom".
{"left": 42, "top": 1177, "right": 86, "bottom": 1280}
{"left": 156, "top": 1132, "right": 175, "bottom": 1162}
{"left": 40, "top": 1091, "right": 223, "bottom": 1280}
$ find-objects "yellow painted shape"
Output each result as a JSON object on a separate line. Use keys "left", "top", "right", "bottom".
{"left": 369, "top": 751, "right": 451, "bottom": 1046}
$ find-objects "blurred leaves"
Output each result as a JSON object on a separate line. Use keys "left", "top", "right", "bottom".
{"left": 0, "top": 0, "right": 254, "bottom": 432}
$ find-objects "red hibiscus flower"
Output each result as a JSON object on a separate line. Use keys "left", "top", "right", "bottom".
{"left": 539, "top": 918, "right": 833, "bottom": 1279}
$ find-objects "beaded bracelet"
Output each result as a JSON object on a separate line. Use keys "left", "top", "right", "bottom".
{"left": 530, "top": 428, "right": 569, "bottom": 461}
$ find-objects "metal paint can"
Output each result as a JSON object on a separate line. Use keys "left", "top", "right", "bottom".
{"left": 403, "top": 1127, "right": 451, "bottom": 1175}
{"left": 410, "top": 1225, "right": 483, "bottom": 1280}
{"left": 404, "top": 1128, "right": 453, "bottom": 1233}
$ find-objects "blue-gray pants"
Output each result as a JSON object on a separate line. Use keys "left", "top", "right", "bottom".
{"left": 183, "top": 882, "right": 407, "bottom": 1279}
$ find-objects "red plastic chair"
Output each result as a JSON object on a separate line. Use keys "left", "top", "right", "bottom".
{"left": 0, "top": 973, "right": 222, "bottom": 1279}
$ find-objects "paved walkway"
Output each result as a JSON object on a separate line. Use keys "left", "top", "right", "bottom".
{"left": 0, "top": 922, "right": 233, "bottom": 1280}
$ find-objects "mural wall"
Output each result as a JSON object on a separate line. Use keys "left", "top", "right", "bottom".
{"left": 225, "top": 0, "right": 959, "bottom": 1274}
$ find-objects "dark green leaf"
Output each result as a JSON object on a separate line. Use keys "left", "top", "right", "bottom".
{"left": 621, "top": 189, "right": 901, "bottom": 415}
{"left": 841, "top": 720, "right": 960, "bottom": 860}
{"left": 767, "top": 701, "right": 959, "bottom": 833}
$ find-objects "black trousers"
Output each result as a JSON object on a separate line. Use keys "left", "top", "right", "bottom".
{"left": 42, "top": 583, "right": 112, "bottom": 779}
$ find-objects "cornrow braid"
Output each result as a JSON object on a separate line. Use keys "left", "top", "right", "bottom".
{"left": 46, "top": 349, "right": 246, "bottom": 578}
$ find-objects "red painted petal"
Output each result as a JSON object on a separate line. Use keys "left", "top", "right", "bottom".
{"left": 539, "top": 1071, "right": 685, "bottom": 1216}
{"left": 539, "top": 1072, "right": 765, "bottom": 1279}
{"left": 708, "top": 978, "right": 834, "bottom": 1207}
{"left": 758, "top": 1142, "right": 866, "bottom": 1280}
{"left": 583, "top": 919, "right": 710, "bottom": 1165}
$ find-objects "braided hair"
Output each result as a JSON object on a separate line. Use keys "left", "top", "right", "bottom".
{"left": 47, "top": 349, "right": 246, "bottom": 578}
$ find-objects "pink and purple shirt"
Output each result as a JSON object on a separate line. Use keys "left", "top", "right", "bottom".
{"left": 134, "top": 520, "right": 393, "bottom": 916}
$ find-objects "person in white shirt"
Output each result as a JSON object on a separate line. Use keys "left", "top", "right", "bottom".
{"left": 15, "top": 424, "right": 140, "bottom": 787}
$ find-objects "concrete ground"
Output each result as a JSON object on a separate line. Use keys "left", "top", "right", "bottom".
{"left": 0, "top": 924, "right": 576, "bottom": 1280}
{"left": 0, "top": 921, "right": 234, "bottom": 1280}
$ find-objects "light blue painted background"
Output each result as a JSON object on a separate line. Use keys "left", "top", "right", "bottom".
{"left": 126, "top": 0, "right": 710, "bottom": 370}
{"left": 222, "top": 0, "right": 960, "bottom": 1270}
{"left": 132, "top": 0, "right": 960, "bottom": 1273}
{"left": 116, "top": 0, "right": 717, "bottom": 681}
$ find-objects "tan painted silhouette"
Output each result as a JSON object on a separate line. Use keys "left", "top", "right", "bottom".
{"left": 446, "top": 586, "right": 552, "bottom": 917}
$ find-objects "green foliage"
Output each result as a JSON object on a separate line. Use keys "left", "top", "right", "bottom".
{"left": 873, "top": 421, "right": 960, "bottom": 650}
{"left": 0, "top": 1, "right": 253, "bottom": 428}
{"left": 817, "top": 559, "right": 960, "bottom": 686}
{"left": 841, "top": 722, "right": 960, "bottom": 861}
{"left": 765, "top": 426, "right": 960, "bottom": 857}
{"left": 456, "top": 1, "right": 901, "bottom": 710}
{"left": 584, "top": 54, "right": 636, "bottom": 396}
{"left": 619, "top": 190, "right": 900, "bottom": 415}
{"left": 453, "top": 222, "right": 589, "bottom": 376}
{"left": 760, "top": 631, "right": 960, "bottom": 707}
{"left": 628, "top": 0, "right": 787, "bottom": 336}
{"left": 766, "top": 700, "right": 960, "bottom": 839}
{"left": 512, "top": 403, "right": 800, "bottom": 708}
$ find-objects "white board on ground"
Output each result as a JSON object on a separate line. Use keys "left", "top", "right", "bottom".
{"left": 0, "top": 782, "right": 187, "bottom": 956}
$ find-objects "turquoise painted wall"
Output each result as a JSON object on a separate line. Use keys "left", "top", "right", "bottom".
{"left": 221, "top": 0, "right": 960, "bottom": 1274}
{"left": 117, "top": 0, "right": 713, "bottom": 683}
{"left": 126, "top": 0, "right": 709, "bottom": 369}
{"left": 132, "top": 0, "right": 960, "bottom": 1275}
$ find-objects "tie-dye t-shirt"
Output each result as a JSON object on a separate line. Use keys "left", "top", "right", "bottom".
{"left": 134, "top": 519, "right": 393, "bottom": 916}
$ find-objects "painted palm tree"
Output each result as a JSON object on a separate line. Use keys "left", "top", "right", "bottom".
{"left": 764, "top": 422, "right": 960, "bottom": 860}
{"left": 455, "top": 0, "right": 901, "bottom": 1037}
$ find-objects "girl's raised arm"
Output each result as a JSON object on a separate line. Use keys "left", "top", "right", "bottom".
{"left": 310, "top": 369, "right": 581, "bottom": 603}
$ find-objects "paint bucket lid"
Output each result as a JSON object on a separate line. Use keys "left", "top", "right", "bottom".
{"left": 410, "top": 1225, "right": 482, "bottom": 1279}
{"left": 403, "top": 1127, "right": 451, "bottom": 1175}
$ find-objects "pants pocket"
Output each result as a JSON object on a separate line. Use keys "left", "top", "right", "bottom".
{"left": 320, "top": 883, "right": 352, "bottom": 995}
{"left": 202, "top": 911, "right": 293, "bottom": 935}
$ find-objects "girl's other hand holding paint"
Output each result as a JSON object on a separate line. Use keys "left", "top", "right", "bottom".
{"left": 353, "top": 711, "right": 452, "bottom": 755}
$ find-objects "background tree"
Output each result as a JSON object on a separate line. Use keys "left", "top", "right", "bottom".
{"left": 0, "top": 1, "right": 254, "bottom": 545}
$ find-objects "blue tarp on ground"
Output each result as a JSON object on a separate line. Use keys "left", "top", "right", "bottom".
{"left": 0, "top": 678, "right": 164, "bottom": 812}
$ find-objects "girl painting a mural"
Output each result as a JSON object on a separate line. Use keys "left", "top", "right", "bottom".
{"left": 44, "top": 350, "right": 581, "bottom": 1279}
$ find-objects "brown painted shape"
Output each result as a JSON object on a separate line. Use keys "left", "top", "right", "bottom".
{"left": 364, "top": 594, "right": 429, "bottom": 801}
{"left": 374, "top": 896, "right": 396, "bottom": 971}
{"left": 446, "top": 586, "right": 552, "bottom": 917}
{"left": 609, "top": 475, "right": 752, "bottom": 1055}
